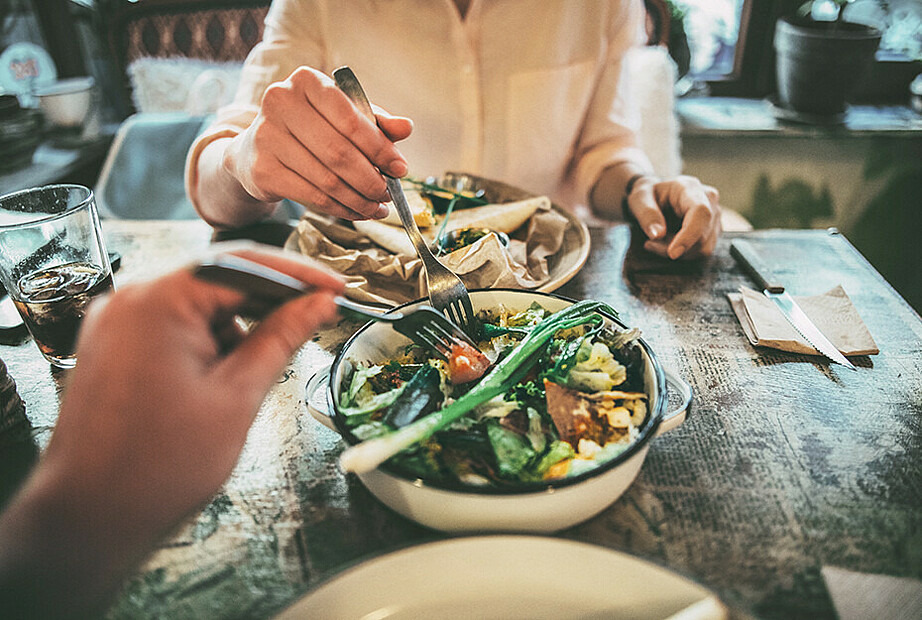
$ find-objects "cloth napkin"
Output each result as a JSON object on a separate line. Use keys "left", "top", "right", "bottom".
{"left": 290, "top": 204, "right": 569, "bottom": 307}
{"left": 822, "top": 566, "right": 922, "bottom": 620}
{"left": 728, "top": 285, "right": 878, "bottom": 356}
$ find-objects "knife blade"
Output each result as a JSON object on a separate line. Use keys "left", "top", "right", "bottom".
{"left": 730, "top": 239, "right": 856, "bottom": 370}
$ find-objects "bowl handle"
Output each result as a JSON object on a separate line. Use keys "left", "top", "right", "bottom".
{"left": 305, "top": 365, "right": 337, "bottom": 431}
{"left": 657, "top": 369, "right": 693, "bottom": 435}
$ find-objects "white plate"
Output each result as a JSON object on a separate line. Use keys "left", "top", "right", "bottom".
{"left": 274, "top": 536, "right": 727, "bottom": 620}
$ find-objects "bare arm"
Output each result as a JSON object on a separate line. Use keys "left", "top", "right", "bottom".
{"left": 0, "top": 245, "right": 344, "bottom": 618}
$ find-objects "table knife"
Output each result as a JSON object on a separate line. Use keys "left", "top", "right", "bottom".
{"left": 730, "top": 239, "right": 856, "bottom": 370}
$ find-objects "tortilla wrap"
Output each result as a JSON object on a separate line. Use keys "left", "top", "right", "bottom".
{"left": 354, "top": 195, "right": 550, "bottom": 257}
{"left": 352, "top": 219, "right": 416, "bottom": 256}
{"left": 442, "top": 195, "right": 549, "bottom": 233}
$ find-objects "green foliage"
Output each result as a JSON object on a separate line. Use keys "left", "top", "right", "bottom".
{"left": 749, "top": 174, "right": 834, "bottom": 229}
{"left": 846, "top": 141, "right": 922, "bottom": 313}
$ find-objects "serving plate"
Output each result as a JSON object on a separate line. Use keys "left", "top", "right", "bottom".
{"left": 273, "top": 536, "right": 729, "bottom": 619}
{"left": 284, "top": 172, "right": 590, "bottom": 294}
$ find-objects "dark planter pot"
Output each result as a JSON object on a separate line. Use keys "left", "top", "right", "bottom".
{"left": 774, "top": 15, "right": 882, "bottom": 116}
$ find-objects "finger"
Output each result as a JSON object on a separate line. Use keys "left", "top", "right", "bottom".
{"left": 642, "top": 238, "right": 671, "bottom": 258}
{"left": 626, "top": 182, "right": 667, "bottom": 240}
{"left": 266, "top": 156, "right": 389, "bottom": 220}
{"left": 278, "top": 101, "right": 393, "bottom": 206}
{"left": 222, "top": 245, "right": 346, "bottom": 293}
{"left": 656, "top": 184, "right": 717, "bottom": 259}
{"left": 240, "top": 117, "right": 388, "bottom": 211}
{"left": 373, "top": 107, "right": 414, "bottom": 143}
{"left": 260, "top": 73, "right": 392, "bottom": 210}
{"left": 269, "top": 140, "right": 390, "bottom": 219}
{"left": 667, "top": 213, "right": 717, "bottom": 258}
{"left": 696, "top": 210, "right": 722, "bottom": 256}
{"left": 216, "top": 290, "right": 340, "bottom": 393}
{"left": 289, "top": 69, "right": 408, "bottom": 177}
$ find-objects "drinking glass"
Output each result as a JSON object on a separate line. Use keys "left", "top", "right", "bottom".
{"left": 0, "top": 184, "right": 114, "bottom": 368}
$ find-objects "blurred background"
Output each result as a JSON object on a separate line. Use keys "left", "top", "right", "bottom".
{"left": 1, "top": 0, "right": 920, "bottom": 311}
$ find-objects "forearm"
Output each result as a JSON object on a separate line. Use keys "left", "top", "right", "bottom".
{"left": 193, "top": 137, "right": 282, "bottom": 229}
{"left": 0, "top": 461, "right": 164, "bottom": 619}
{"left": 589, "top": 162, "right": 656, "bottom": 220}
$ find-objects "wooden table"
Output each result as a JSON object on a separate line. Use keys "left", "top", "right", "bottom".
{"left": 1, "top": 220, "right": 920, "bottom": 620}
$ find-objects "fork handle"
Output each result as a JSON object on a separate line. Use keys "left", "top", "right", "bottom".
{"left": 332, "top": 67, "right": 445, "bottom": 271}
{"left": 193, "top": 254, "right": 400, "bottom": 321}
{"left": 334, "top": 295, "right": 401, "bottom": 323}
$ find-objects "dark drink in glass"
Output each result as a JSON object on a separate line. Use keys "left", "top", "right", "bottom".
{"left": 12, "top": 262, "right": 113, "bottom": 366}
{"left": 0, "top": 184, "right": 112, "bottom": 368}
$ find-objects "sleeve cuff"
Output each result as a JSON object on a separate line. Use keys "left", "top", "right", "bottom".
{"left": 184, "top": 126, "right": 243, "bottom": 216}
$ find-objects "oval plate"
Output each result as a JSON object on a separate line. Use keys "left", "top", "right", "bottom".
{"left": 274, "top": 536, "right": 731, "bottom": 620}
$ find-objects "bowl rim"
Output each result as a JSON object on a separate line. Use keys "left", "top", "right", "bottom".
{"left": 33, "top": 76, "right": 95, "bottom": 97}
{"left": 325, "top": 288, "right": 668, "bottom": 496}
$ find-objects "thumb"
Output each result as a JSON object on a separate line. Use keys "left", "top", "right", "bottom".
{"left": 216, "top": 290, "right": 340, "bottom": 391}
{"left": 374, "top": 107, "right": 414, "bottom": 142}
{"left": 626, "top": 182, "right": 667, "bottom": 240}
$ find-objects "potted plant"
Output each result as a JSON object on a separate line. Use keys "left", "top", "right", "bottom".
{"left": 774, "top": 0, "right": 883, "bottom": 117}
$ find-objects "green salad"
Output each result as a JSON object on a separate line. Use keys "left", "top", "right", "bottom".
{"left": 337, "top": 301, "right": 649, "bottom": 486}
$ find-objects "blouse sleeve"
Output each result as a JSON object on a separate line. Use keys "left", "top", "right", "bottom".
{"left": 184, "top": 0, "right": 330, "bottom": 210}
{"left": 566, "top": 0, "right": 655, "bottom": 206}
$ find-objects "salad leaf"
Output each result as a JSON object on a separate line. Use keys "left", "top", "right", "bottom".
{"left": 339, "top": 364, "right": 406, "bottom": 422}
{"left": 532, "top": 440, "right": 575, "bottom": 477}
{"left": 486, "top": 420, "right": 535, "bottom": 477}
{"left": 339, "top": 300, "right": 617, "bottom": 474}
{"left": 566, "top": 340, "right": 626, "bottom": 392}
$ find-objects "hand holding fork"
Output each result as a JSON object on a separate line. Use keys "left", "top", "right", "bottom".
{"left": 332, "top": 66, "right": 477, "bottom": 337}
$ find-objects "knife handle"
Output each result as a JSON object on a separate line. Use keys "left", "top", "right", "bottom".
{"left": 730, "top": 240, "right": 785, "bottom": 293}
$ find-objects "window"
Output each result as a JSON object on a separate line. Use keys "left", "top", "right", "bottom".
{"left": 670, "top": 0, "right": 921, "bottom": 103}
{"left": 672, "top": 0, "right": 750, "bottom": 81}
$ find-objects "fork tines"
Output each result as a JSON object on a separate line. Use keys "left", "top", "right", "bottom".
{"left": 445, "top": 299, "right": 476, "bottom": 338}
{"left": 401, "top": 308, "right": 477, "bottom": 362}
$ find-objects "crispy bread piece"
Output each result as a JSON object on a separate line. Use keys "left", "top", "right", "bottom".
{"left": 379, "top": 183, "right": 437, "bottom": 228}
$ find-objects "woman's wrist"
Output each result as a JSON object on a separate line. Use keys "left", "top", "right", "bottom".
{"left": 589, "top": 165, "right": 656, "bottom": 221}
{"left": 621, "top": 173, "right": 649, "bottom": 221}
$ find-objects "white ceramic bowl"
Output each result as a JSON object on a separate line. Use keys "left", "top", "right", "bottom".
{"left": 306, "top": 289, "right": 692, "bottom": 533}
{"left": 35, "top": 76, "right": 94, "bottom": 128}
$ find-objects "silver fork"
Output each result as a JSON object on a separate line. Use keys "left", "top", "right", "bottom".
{"left": 193, "top": 253, "right": 478, "bottom": 361}
{"left": 332, "top": 66, "right": 477, "bottom": 336}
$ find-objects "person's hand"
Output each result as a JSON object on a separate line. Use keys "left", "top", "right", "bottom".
{"left": 223, "top": 66, "right": 413, "bottom": 221}
{"left": 626, "top": 175, "right": 722, "bottom": 259}
{"left": 0, "top": 244, "right": 344, "bottom": 618}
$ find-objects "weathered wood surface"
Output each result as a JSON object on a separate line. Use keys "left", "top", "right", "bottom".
{"left": 1, "top": 220, "right": 919, "bottom": 620}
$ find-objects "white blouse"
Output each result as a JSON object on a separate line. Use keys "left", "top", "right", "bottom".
{"left": 185, "top": 0, "right": 654, "bottom": 211}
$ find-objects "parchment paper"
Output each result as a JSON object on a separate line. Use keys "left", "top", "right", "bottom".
{"left": 728, "top": 285, "right": 878, "bottom": 356}
{"left": 291, "top": 203, "right": 569, "bottom": 307}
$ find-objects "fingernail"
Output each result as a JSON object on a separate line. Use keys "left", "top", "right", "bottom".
{"left": 669, "top": 243, "right": 686, "bottom": 259}
{"left": 374, "top": 203, "right": 390, "bottom": 219}
{"left": 389, "top": 159, "right": 408, "bottom": 177}
{"left": 648, "top": 223, "right": 665, "bottom": 239}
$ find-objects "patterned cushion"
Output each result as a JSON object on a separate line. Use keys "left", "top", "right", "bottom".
{"left": 123, "top": 5, "right": 268, "bottom": 64}
{"left": 110, "top": 1, "right": 269, "bottom": 111}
